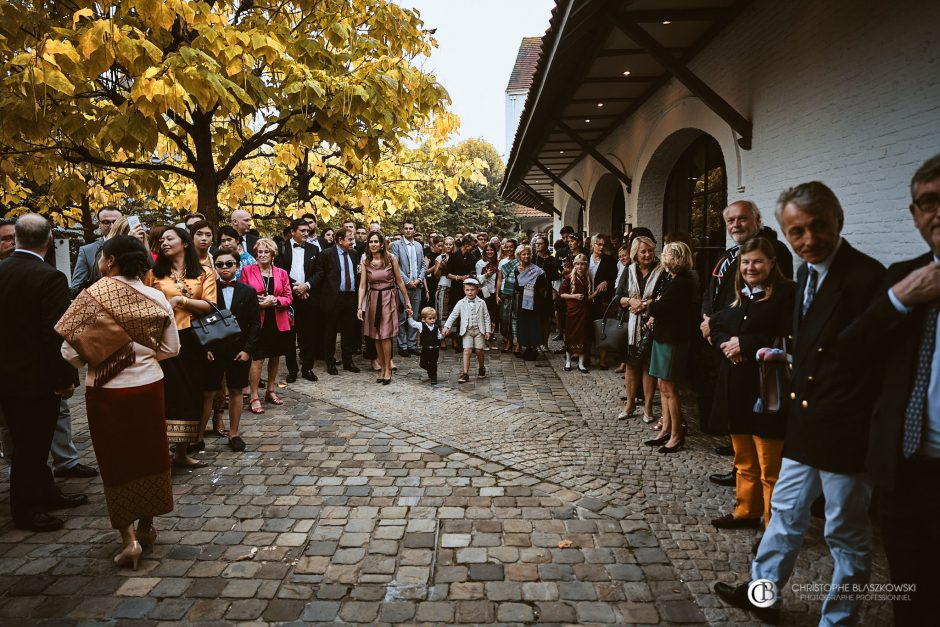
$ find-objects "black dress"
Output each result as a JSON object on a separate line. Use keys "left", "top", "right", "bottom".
{"left": 254, "top": 275, "right": 287, "bottom": 359}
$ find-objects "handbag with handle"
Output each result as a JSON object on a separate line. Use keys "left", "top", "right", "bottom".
{"left": 191, "top": 303, "right": 242, "bottom": 348}
{"left": 592, "top": 299, "right": 629, "bottom": 352}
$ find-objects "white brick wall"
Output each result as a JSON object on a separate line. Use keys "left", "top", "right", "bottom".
{"left": 556, "top": 0, "right": 940, "bottom": 265}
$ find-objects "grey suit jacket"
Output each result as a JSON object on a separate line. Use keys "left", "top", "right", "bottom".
{"left": 390, "top": 239, "right": 426, "bottom": 285}
{"left": 69, "top": 239, "right": 103, "bottom": 297}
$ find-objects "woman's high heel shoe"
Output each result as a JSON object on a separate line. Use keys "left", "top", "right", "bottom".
{"left": 137, "top": 526, "right": 158, "bottom": 548}
{"left": 113, "top": 541, "right": 143, "bottom": 570}
{"left": 658, "top": 439, "right": 686, "bottom": 454}
{"left": 644, "top": 434, "right": 670, "bottom": 446}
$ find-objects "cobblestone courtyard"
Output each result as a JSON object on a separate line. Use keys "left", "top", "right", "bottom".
{"left": 0, "top": 342, "right": 891, "bottom": 625}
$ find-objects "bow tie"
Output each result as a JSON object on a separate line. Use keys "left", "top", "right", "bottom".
{"left": 293, "top": 242, "right": 305, "bottom": 248}
{"left": 221, "top": 280, "right": 238, "bottom": 287}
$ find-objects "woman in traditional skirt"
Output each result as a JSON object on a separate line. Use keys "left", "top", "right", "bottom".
{"left": 495, "top": 238, "right": 519, "bottom": 353}
{"left": 559, "top": 253, "right": 592, "bottom": 373}
{"left": 433, "top": 237, "right": 455, "bottom": 348}
{"left": 59, "top": 236, "right": 180, "bottom": 570}
{"left": 145, "top": 226, "right": 217, "bottom": 467}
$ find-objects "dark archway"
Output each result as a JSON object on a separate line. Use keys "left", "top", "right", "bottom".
{"left": 589, "top": 173, "right": 626, "bottom": 238}
{"left": 662, "top": 134, "right": 727, "bottom": 283}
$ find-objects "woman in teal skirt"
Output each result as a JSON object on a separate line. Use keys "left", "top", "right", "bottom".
{"left": 645, "top": 242, "right": 696, "bottom": 454}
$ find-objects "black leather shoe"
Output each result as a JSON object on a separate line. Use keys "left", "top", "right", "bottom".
{"left": 301, "top": 369, "right": 318, "bottom": 382}
{"left": 229, "top": 436, "right": 246, "bottom": 452}
{"left": 342, "top": 364, "right": 360, "bottom": 373}
{"left": 709, "top": 470, "right": 736, "bottom": 487}
{"left": 188, "top": 440, "right": 205, "bottom": 453}
{"left": 15, "top": 512, "right": 64, "bottom": 532}
{"left": 53, "top": 462, "right": 99, "bottom": 478}
{"left": 398, "top": 349, "right": 409, "bottom": 358}
{"left": 286, "top": 371, "right": 298, "bottom": 383}
{"left": 326, "top": 363, "right": 339, "bottom": 375}
{"left": 711, "top": 513, "right": 762, "bottom": 529}
{"left": 714, "top": 581, "right": 781, "bottom": 624}
{"left": 644, "top": 434, "right": 670, "bottom": 447}
{"left": 715, "top": 445, "right": 735, "bottom": 456}
{"left": 46, "top": 493, "right": 88, "bottom": 511}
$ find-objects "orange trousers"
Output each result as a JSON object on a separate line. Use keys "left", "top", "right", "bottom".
{"left": 731, "top": 433, "right": 784, "bottom": 526}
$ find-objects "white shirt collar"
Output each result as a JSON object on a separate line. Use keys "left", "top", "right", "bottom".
{"left": 807, "top": 237, "right": 843, "bottom": 275}
{"left": 14, "top": 249, "right": 44, "bottom": 261}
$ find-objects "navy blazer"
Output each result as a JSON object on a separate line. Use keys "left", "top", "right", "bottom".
{"left": 311, "top": 245, "right": 361, "bottom": 313}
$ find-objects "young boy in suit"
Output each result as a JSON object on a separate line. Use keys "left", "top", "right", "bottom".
{"left": 202, "top": 251, "right": 261, "bottom": 452}
{"left": 443, "top": 278, "right": 491, "bottom": 383}
{"left": 408, "top": 307, "right": 442, "bottom": 383}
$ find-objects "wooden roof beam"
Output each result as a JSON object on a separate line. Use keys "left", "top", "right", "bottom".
{"left": 557, "top": 121, "right": 633, "bottom": 192}
{"left": 519, "top": 181, "right": 562, "bottom": 217}
{"left": 613, "top": 15, "right": 752, "bottom": 149}
{"left": 624, "top": 8, "right": 727, "bottom": 22}
{"left": 533, "top": 160, "right": 585, "bottom": 205}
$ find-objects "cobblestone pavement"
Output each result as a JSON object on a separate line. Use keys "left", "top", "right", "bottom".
{"left": 0, "top": 340, "right": 891, "bottom": 625}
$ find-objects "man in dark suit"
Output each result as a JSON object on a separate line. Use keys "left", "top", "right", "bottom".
{"left": 0, "top": 214, "right": 86, "bottom": 532}
{"left": 714, "top": 182, "right": 885, "bottom": 625}
{"left": 277, "top": 218, "right": 320, "bottom": 382}
{"left": 230, "top": 209, "right": 258, "bottom": 257}
{"left": 69, "top": 205, "right": 122, "bottom": 297}
{"left": 202, "top": 250, "right": 261, "bottom": 452}
{"left": 312, "top": 227, "right": 361, "bottom": 375}
{"left": 343, "top": 220, "right": 366, "bottom": 255}
{"left": 701, "top": 201, "right": 793, "bottom": 486}
{"left": 852, "top": 155, "right": 940, "bottom": 625}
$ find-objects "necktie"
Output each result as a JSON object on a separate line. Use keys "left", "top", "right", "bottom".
{"left": 221, "top": 280, "right": 237, "bottom": 287}
{"left": 903, "top": 301, "right": 940, "bottom": 457}
{"left": 343, "top": 251, "right": 352, "bottom": 291}
{"left": 802, "top": 267, "right": 818, "bottom": 316}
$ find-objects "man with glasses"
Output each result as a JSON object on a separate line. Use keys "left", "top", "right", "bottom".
{"left": 69, "top": 205, "right": 121, "bottom": 297}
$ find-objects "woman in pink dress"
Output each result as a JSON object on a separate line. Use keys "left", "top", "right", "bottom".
{"left": 357, "top": 231, "right": 412, "bottom": 384}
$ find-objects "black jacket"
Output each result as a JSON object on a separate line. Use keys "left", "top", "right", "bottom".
{"left": 276, "top": 240, "right": 319, "bottom": 288}
{"left": 216, "top": 280, "right": 262, "bottom": 358}
{"left": 710, "top": 282, "right": 796, "bottom": 439}
{"left": 783, "top": 240, "right": 886, "bottom": 474}
{"left": 590, "top": 253, "right": 618, "bottom": 309}
{"left": 311, "top": 245, "right": 361, "bottom": 313}
{"left": 0, "top": 252, "right": 78, "bottom": 396}
{"left": 849, "top": 252, "right": 934, "bottom": 489}
{"left": 648, "top": 271, "right": 697, "bottom": 344}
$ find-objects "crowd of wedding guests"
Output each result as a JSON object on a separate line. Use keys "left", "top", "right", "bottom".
{"left": 0, "top": 154, "right": 938, "bottom": 626}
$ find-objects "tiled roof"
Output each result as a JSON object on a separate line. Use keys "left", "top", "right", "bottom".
{"left": 512, "top": 203, "right": 550, "bottom": 218}
{"left": 506, "top": 37, "right": 543, "bottom": 92}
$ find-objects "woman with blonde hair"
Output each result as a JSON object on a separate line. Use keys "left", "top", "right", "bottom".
{"left": 559, "top": 253, "right": 592, "bottom": 372}
{"left": 110, "top": 215, "right": 150, "bottom": 251}
{"left": 644, "top": 241, "right": 696, "bottom": 453}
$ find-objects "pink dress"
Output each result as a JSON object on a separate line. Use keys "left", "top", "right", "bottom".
{"left": 363, "top": 264, "right": 399, "bottom": 340}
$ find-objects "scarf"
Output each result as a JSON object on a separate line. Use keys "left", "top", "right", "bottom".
{"left": 627, "top": 263, "right": 664, "bottom": 345}
{"left": 56, "top": 277, "right": 170, "bottom": 386}
{"left": 516, "top": 263, "right": 544, "bottom": 311}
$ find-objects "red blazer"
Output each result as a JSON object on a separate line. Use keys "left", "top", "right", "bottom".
{"left": 239, "top": 264, "right": 293, "bottom": 332}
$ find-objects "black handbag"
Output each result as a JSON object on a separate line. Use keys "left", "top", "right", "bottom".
{"left": 191, "top": 303, "right": 242, "bottom": 348}
{"left": 592, "top": 299, "right": 629, "bottom": 352}
{"left": 625, "top": 319, "right": 654, "bottom": 365}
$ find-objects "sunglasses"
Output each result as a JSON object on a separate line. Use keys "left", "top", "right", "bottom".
{"left": 214, "top": 261, "right": 237, "bottom": 268}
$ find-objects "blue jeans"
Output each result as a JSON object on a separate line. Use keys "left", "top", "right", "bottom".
{"left": 397, "top": 287, "right": 422, "bottom": 350}
{"left": 752, "top": 457, "right": 872, "bottom": 625}
{"left": 50, "top": 399, "right": 79, "bottom": 471}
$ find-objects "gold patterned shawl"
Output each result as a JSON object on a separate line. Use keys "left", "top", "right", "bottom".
{"left": 56, "top": 277, "right": 170, "bottom": 386}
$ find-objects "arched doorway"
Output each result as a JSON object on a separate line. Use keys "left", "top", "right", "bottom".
{"left": 662, "top": 134, "right": 727, "bottom": 282}
{"left": 589, "top": 173, "right": 626, "bottom": 238}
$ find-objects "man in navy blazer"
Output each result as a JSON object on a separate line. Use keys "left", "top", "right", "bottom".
{"left": 311, "top": 228, "right": 361, "bottom": 375}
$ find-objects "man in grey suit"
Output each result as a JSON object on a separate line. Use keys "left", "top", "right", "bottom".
{"left": 69, "top": 205, "right": 121, "bottom": 297}
{"left": 390, "top": 218, "right": 426, "bottom": 357}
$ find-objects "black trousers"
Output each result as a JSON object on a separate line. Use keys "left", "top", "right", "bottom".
{"left": 287, "top": 299, "right": 320, "bottom": 372}
{"left": 0, "top": 393, "right": 60, "bottom": 523}
{"left": 881, "top": 454, "right": 940, "bottom": 626}
{"left": 322, "top": 292, "right": 358, "bottom": 366}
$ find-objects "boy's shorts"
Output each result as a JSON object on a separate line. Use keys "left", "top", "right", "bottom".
{"left": 462, "top": 327, "right": 485, "bottom": 350}
{"left": 204, "top": 348, "right": 251, "bottom": 391}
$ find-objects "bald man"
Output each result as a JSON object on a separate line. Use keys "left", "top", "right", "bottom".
{"left": 230, "top": 210, "right": 258, "bottom": 257}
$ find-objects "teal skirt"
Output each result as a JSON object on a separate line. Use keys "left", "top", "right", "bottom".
{"left": 649, "top": 340, "right": 688, "bottom": 382}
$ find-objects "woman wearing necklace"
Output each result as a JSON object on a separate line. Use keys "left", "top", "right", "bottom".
{"left": 144, "top": 227, "right": 216, "bottom": 467}
{"left": 239, "top": 239, "right": 293, "bottom": 413}
{"left": 357, "top": 231, "right": 412, "bottom": 384}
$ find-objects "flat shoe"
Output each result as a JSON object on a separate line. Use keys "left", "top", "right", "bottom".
{"left": 578, "top": 366, "right": 588, "bottom": 374}
{"left": 173, "top": 458, "right": 208, "bottom": 468}
{"left": 642, "top": 414, "right": 657, "bottom": 424}
{"left": 711, "top": 513, "right": 762, "bottom": 529}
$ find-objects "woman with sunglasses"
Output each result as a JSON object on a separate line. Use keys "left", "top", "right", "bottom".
{"left": 238, "top": 238, "right": 293, "bottom": 415}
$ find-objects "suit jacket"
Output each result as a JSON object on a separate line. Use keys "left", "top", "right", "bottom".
{"left": 216, "top": 280, "right": 262, "bottom": 357}
{"left": 241, "top": 233, "right": 259, "bottom": 257}
{"left": 239, "top": 264, "right": 293, "bottom": 332}
{"left": 848, "top": 252, "right": 935, "bottom": 489}
{"left": 591, "top": 254, "right": 618, "bottom": 306}
{"left": 783, "top": 240, "right": 886, "bottom": 474}
{"left": 648, "top": 271, "right": 697, "bottom": 343}
{"left": 311, "top": 245, "right": 361, "bottom": 313}
{"left": 276, "top": 240, "right": 319, "bottom": 290}
{"left": 0, "top": 252, "right": 78, "bottom": 396}
{"left": 69, "top": 238, "right": 104, "bottom": 297}
{"left": 444, "top": 297, "right": 492, "bottom": 336}
{"left": 390, "top": 238, "right": 426, "bottom": 285}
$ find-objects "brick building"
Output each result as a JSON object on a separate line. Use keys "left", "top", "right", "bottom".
{"left": 501, "top": 0, "right": 940, "bottom": 270}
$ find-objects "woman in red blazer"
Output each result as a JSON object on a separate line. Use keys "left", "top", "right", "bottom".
{"left": 239, "top": 238, "right": 293, "bottom": 414}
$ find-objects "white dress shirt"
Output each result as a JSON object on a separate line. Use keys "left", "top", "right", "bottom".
{"left": 289, "top": 241, "right": 307, "bottom": 286}
{"left": 221, "top": 284, "right": 235, "bottom": 310}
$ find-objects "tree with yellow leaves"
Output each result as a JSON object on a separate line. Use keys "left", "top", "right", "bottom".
{"left": 0, "top": 0, "right": 452, "bottom": 226}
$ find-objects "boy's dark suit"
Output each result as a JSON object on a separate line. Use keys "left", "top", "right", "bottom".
{"left": 418, "top": 322, "right": 441, "bottom": 382}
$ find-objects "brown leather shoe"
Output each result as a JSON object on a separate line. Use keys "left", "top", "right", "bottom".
{"left": 711, "top": 513, "right": 762, "bottom": 529}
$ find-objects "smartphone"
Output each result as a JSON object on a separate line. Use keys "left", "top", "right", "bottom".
{"left": 128, "top": 215, "right": 141, "bottom": 230}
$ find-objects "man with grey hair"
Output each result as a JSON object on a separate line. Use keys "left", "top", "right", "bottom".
{"left": 715, "top": 182, "right": 884, "bottom": 625}
{"left": 230, "top": 209, "right": 257, "bottom": 255}
{"left": 0, "top": 213, "right": 86, "bottom": 532}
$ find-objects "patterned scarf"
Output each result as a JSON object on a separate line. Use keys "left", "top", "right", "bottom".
{"left": 56, "top": 277, "right": 170, "bottom": 386}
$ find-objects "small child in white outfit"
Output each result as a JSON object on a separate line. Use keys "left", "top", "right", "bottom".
{"left": 443, "top": 278, "right": 491, "bottom": 383}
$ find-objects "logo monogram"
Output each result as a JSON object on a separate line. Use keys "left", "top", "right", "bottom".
{"left": 748, "top": 579, "right": 778, "bottom": 608}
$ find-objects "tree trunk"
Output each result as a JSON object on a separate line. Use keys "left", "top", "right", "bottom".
{"left": 197, "top": 175, "right": 221, "bottom": 227}
{"left": 80, "top": 195, "right": 95, "bottom": 244}
{"left": 190, "top": 109, "right": 221, "bottom": 227}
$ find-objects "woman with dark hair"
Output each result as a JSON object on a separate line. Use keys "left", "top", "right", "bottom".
{"left": 188, "top": 220, "right": 215, "bottom": 269}
{"left": 145, "top": 227, "right": 216, "bottom": 467}
{"left": 475, "top": 242, "right": 499, "bottom": 350}
{"left": 147, "top": 225, "right": 168, "bottom": 262}
{"left": 322, "top": 227, "right": 335, "bottom": 246}
{"left": 708, "top": 237, "right": 794, "bottom": 530}
{"left": 495, "top": 238, "right": 519, "bottom": 353}
{"left": 532, "top": 235, "right": 560, "bottom": 349}
{"left": 217, "top": 224, "right": 256, "bottom": 276}
{"left": 59, "top": 236, "right": 180, "bottom": 569}
{"left": 357, "top": 231, "right": 412, "bottom": 384}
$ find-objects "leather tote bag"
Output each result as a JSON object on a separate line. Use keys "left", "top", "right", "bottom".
{"left": 191, "top": 303, "right": 242, "bottom": 348}
{"left": 592, "top": 299, "right": 629, "bottom": 352}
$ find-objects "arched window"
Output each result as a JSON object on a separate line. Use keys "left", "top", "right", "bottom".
{"left": 662, "top": 134, "right": 727, "bottom": 282}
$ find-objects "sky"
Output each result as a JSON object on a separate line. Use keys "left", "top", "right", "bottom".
{"left": 398, "top": 0, "right": 557, "bottom": 161}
